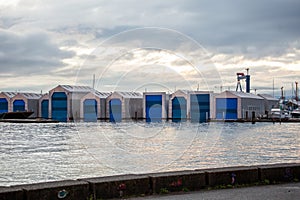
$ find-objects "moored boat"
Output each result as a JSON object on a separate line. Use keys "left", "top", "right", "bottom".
{"left": 0, "top": 111, "right": 34, "bottom": 119}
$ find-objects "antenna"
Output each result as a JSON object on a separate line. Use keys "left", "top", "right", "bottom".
{"left": 281, "top": 86, "right": 284, "bottom": 100}
{"left": 272, "top": 77, "right": 275, "bottom": 98}
{"left": 92, "top": 74, "right": 95, "bottom": 89}
{"left": 296, "top": 81, "right": 299, "bottom": 101}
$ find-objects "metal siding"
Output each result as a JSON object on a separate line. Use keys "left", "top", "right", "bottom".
{"left": 51, "top": 92, "right": 67, "bottom": 122}
{"left": 190, "top": 94, "right": 210, "bottom": 122}
{"left": 0, "top": 98, "right": 8, "bottom": 113}
{"left": 172, "top": 97, "right": 187, "bottom": 122}
{"left": 241, "top": 98, "right": 265, "bottom": 119}
{"left": 28, "top": 99, "right": 39, "bottom": 118}
{"left": 83, "top": 99, "right": 97, "bottom": 122}
{"left": 216, "top": 98, "right": 238, "bottom": 119}
{"left": 145, "top": 95, "right": 162, "bottom": 122}
{"left": 100, "top": 98, "right": 106, "bottom": 119}
{"left": 13, "top": 100, "right": 25, "bottom": 112}
{"left": 41, "top": 100, "right": 49, "bottom": 119}
{"left": 109, "top": 99, "right": 122, "bottom": 122}
{"left": 128, "top": 98, "right": 143, "bottom": 120}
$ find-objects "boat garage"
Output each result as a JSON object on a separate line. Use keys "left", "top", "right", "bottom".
{"left": 0, "top": 92, "right": 17, "bottom": 113}
{"left": 213, "top": 91, "right": 265, "bottom": 120}
{"left": 106, "top": 91, "right": 143, "bottom": 122}
{"left": 10, "top": 93, "right": 42, "bottom": 118}
{"left": 80, "top": 91, "right": 110, "bottom": 122}
{"left": 49, "top": 85, "right": 94, "bottom": 122}
{"left": 143, "top": 92, "right": 169, "bottom": 122}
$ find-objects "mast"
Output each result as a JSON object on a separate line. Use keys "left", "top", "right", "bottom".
{"left": 296, "top": 81, "right": 299, "bottom": 101}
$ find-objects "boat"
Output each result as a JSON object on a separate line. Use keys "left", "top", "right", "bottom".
{"left": 270, "top": 108, "right": 290, "bottom": 119}
{"left": 291, "top": 109, "right": 300, "bottom": 118}
{"left": 0, "top": 111, "right": 34, "bottom": 119}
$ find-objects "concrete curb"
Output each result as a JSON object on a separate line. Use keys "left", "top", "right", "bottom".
{"left": 1, "top": 163, "right": 299, "bottom": 200}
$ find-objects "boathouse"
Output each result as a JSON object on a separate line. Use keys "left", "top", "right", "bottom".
{"left": 106, "top": 91, "right": 143, "bottom": 122}
{"left": 80, "top": 91, "right": 110, "bottom": 122}
{"left": 10, "top": 93, "right": 43, "bottom": 118}
{"left": 213, "top": 91, "right": 264, "bottom": 120}
{"left": 258, "top": 94, "right": 278, "bottom": 117}
{"left": 49, "top": 85, "right": 94, "bottom": 122}
{"left": 168, "top": 90, "right": 213, "bottom": 122}
{"left": 143, "top": 92, "right": 169, "bottom": 122}
{"left": 189, "top": 91, "right": 213, "bottom": 123}
{"left": 39, "top": 94, "right": 49, "bottom": 119}
{"left": 0, "top": 92, "right": 18, "bottom": 113}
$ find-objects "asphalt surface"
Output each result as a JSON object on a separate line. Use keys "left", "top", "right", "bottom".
{"left": 130, "top": 182, "right": 300, "bottom": 200}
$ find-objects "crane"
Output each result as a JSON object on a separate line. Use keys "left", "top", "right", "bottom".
{"left": 236, "top": 68, "right": 250, "bottom": 93}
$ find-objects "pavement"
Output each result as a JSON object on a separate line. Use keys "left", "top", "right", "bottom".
{"left": 130, "top": 182, "right": 300, "bottom": 200}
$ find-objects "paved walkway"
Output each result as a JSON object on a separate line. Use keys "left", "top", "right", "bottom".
{"left": 130, "top": 182, "right": 300, "bottom": 200}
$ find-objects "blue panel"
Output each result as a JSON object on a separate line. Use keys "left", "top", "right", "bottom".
{"left": 109, "top": 99, "right": 121, "bottom": 122}
{"left": 84, "top": 99, "right": 97, "bottom": 122}
{"left": 41, "top": 100, "right": 49, "bottom": 119}
{"left": 216, "top": 98, "right": 238, "bottom": 120}
{"left": 51, "top": 92, "right": 67, "bottom": 122}
{"left": 0, "top": 98, "right": 8, "bottom": 114}
{"left": 145, "top": 95, "right": 162, "bottom": 122}
{"left": 190, "top": 94, "right": 210, "bottom": 123}
{"left": 13, "top": 100, "right": 25, "bottom": 112}
{"left": 172, "top": 97, "right": 187, "bottom": 122}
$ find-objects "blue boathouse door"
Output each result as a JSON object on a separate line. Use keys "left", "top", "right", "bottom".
{"left": 145, "top": 95, "right": 162, "bottom": 122}
{"left": 109, "top": 99, "right": 122, "bottom": 122}
{"left": 51, "top": 92, "right": 67, "bottom": 122}
{"left": 84, "top": 99, "right": 97, "bottom": 122}
{"left": 190, "top": 94, "right": 210, "bottom": 123}
{"left": 41, "top": 99, "right": 49, "bottom": 119}
{"left": 216, "top": 98, "right": 238, "bottom": 120}
{"left": 172, "top": 97, "right": 187, "bottom": 122}
{"left": 13, "top": 100, "right": 25, "bottom": 112}
{"left": 0, "top": 98, "right": 8, "bottom": 114}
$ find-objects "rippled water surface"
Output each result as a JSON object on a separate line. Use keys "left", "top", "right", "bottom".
{"left": 0, "top": 122, "right": 299, "bottom": 186}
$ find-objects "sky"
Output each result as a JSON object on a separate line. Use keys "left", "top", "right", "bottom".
{"left": 0, "top": 0, "right": 300, "bottom": 97}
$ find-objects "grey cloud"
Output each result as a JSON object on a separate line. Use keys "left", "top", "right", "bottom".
{"left": 0, "top": 0, "right": 299, "bottom": 93}
{"left": 0, "top": 30, "right": 75, "bottom": 75}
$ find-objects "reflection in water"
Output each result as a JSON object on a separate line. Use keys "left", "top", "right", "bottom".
{"left": 0, "top": 122, "right": 299, "bottom": 186}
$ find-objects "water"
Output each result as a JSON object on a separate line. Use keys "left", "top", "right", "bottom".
{"left": 0, "top": 122, "right": 299, "bottom": 186}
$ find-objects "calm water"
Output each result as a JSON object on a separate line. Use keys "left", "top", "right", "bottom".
{"left": 0, "top": 121, "right": 299, "bottom": 186}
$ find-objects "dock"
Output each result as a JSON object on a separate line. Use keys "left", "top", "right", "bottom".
{"left": 0, "top": 118, "right": 59, "bottom": 123}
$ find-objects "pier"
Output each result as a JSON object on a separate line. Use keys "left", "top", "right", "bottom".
{"left": 1, "top": 163, "right": 299, "bottom": 200}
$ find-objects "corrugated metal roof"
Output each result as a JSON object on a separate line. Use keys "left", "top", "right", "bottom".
{"left": 1, "top": 92, "right": 18, "bottom": 98}
{"left": 228, "top": 91, "right": 264, "bottom": 99}
{"left": 115, "top": 91, "right": 143, "bottom": 98}
{"left": 258, "top": 94, "right": 278, "bottom": 101}
{"left": 20, "top": 93, "right": 43, "bottom": 99}
{"left": 60, "top": 85, "right": 93, "bottom": 93}
{"left": 93, "top": 91, "right": 111, "bottom": 98}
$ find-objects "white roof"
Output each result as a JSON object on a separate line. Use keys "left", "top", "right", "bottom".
{"left": 228, "top": 91, "right": 264, "bottom": 99}
{"left": 115, "top": 91, "right": 143, "bottom": 98}
{"left": 175, "top": 90, "right": 190, "bottom": 95}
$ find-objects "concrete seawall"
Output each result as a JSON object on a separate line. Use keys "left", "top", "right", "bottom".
{"left": 1, "top": 163, "right": 299, "bottom": 200}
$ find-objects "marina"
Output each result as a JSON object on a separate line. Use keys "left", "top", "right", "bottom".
{"left": 0, "top": 70, "right": 298, "bottom": 123}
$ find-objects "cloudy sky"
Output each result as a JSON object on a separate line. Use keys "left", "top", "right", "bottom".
{"left": 0, "top": 0, "right": 299, "bottom": 97}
